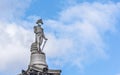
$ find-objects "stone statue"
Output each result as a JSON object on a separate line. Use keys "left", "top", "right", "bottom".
{"left": 18, "top": 19, "right": 61, "bottom": 75}
{"left": 34, "top": 19, "right": 48, "bottom": 52}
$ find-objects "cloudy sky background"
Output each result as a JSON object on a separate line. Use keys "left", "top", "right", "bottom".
{"left": 0, "top": 0, "right": 120, "bottom": 75}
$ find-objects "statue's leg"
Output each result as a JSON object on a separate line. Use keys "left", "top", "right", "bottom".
{"left": 39, "top": 37, "right": 41, "bottom": 52}
{"left": 37, "top": 35, "right": 40, "bottom": 51}
{"left": 35, "top": 34, "right": 37, "bottom": 43}
{"left": 39, "top": 37, "right": 43, "bottom": 52}
{"left": 39, "top": 37, "right": 43, "bottom": 46}
{"left": 38, "top": 42, "right": 41, "bottom": 52}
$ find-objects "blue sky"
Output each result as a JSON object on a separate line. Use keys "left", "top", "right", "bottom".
{"left": 0, "top": 0, "right": 120, "bottom": 75}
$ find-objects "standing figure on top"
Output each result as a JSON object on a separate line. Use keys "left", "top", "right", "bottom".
{"left": 34, "top": 19, "right": 48, "bottom": 52}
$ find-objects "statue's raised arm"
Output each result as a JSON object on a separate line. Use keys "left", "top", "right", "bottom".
{"left": 34, "top": 19, "right": 47, "bottom": 53}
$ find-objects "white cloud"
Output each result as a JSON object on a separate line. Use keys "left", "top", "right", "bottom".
{"left": 44, "top": 2, "right": 120, "bottom": 69}
{"left": 0, "top": 0, "right": 31, "bottom": 22}
{"left": 0, "top": 0, "right": 32, "bottom": 72}
{"left": 0, "top": 22, "right": 33, "bottom": 70}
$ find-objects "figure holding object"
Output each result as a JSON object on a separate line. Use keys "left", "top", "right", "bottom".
{"left": 34, "top": 19, "right": 48, "bottom": 53}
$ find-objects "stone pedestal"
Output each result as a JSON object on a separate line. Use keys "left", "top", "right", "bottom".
{"left": 18, "top": 42, "right": 61, "bottom": 75}
{"left": 29, "top": 42, "right": 48, "bottom": 71}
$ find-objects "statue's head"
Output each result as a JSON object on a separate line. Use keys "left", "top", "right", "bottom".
{"left": 36, "top": 19, "right": 43, "bottom": 25}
